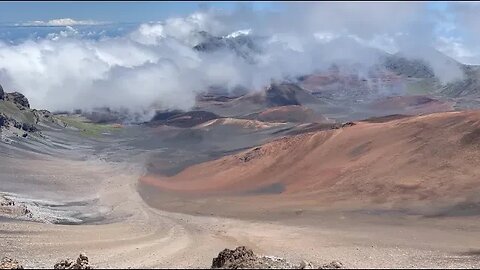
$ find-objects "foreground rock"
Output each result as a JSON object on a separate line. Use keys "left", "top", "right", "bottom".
{"left": 0, "top": 258, "right": 23, "bottom": 269}
{"left": 319, "top": 261, "right": 343, "bottom": 269}
{"left": 211, "top": 246, "right": 343, "bottom": 269}
{"left": 54, "top": 254, "right": 92, "bottom": 269}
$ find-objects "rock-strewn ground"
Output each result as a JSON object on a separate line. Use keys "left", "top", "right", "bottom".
{"left": 211, "top": 246, "right": 343, "bottom": 269}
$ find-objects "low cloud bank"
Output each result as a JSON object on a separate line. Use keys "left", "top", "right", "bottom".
{"left": 0, "top": 3, "right": 474, "bottom": 117}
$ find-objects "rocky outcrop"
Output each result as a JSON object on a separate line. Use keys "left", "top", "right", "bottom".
{"left": 319, "top": 261, "right": 343, "bottom": 269}
{"left": 0, "top": 84, "right": 4, "bottom": 100}
{"left": 0, "top": 254, "right": 92, "bottom": 270}
{"left": 6, "top": 92, "right": 30, "bottom": 109}
{"left": 0, "top": 113, "right": 38, "bottom": 133}
{"left": 0, "top": 195, "right": 32, "bottom": 220}
{"left": 0, "top": 258, "right": 23, "bottom": 269}
{"left": 211, "top": 246, "right": 343, "bottom": 269}
{"left": 54, "top": 254, "right": 92, "bottom": 269}
{"left": 212, "top": 246, "right": 259, "bottom": 269}
{"left": 0, "top": 114, "right": 7, "bottom": 128}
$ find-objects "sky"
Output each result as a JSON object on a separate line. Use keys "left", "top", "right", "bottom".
{"left": 0, "top": 1, "right": 479, "bottom": 116}
{"left": 0, "top": 1, "right": 278, "bottom": 23}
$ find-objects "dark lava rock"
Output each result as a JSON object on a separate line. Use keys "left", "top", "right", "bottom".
{"left": 212, "top": 246, "right": 258, "bottom": 269}
{"left": 341, "top": 122, "right": 356, "bottom": 128}
{"left": 0, "top": 114, "right": 7, "bottom": 127}
{"left": 13, "top": 121, "right": 22, "bottom": 130}
{"left": 238, "top": 147, "right": 263, "bottom": 162}
{"left": 363, "top": 114, "right": 409, "bottom": 123}
{"left": 21, "top": 122, "right": 38, "bottom": 132}
{"left": 211, "top": 246, "right": 326, "bottom": 269}
{"left": 150, "top": 110, "right": 183, "bottom": 122}
{"left": 266, "top": 83, "right": 301, "bottom": 107}
{"left": 54, "top": 253, "right": 92, "bottom": 269}
{"left": 0, "top": 257, "right": 23, "bottom": 269}
{"left": 331, "top": 122, "right": 356, "bottom": 130}
{"left": 6, "top": 92, "right": 30, "bottom": 108}
{"left": 149, "top": 110, "right": 220, "bottom": 128}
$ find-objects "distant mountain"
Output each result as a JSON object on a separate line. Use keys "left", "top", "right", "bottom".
{"left": 265, "top": 83, "right": 317, "bottom": 107}
{"left": 440, "top": 65, "right": 480, "bottom": 98}
{"left": 383, "top": 54, "right": 435, "bottom": 78}
{"left": 193, "top": 31, "right": 261, "bottom": 62}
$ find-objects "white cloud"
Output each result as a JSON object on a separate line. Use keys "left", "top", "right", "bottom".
{"left": 16, "top": 18, "right": 108, "bottom": 27}
{"left": 436, "top": 36, "right": 479, "bottom": 65}
{"left": 0, "top": 3, "right": 476, "bottom": 117}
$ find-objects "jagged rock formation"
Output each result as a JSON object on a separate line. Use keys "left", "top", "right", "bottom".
{"left": 0, "top": 84, "right": 64, "bottom": 140}
{"left": 211, "top": 246, "right": 343, "bottom": 269}
{"left": 53, "top": 254, "right": 92, "bottom": 269}
{"left": 5, "top": 92, "right": 30, "bottom": 109}
{"left": 0, "top": 113, "right": 38, "bottom": 133}
{"left": 0, "top": 84, "right": 4, "bottom": 100}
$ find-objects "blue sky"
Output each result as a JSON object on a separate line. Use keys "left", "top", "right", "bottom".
{"left": 0, "top": 1, "right": 278, "bottom": 23}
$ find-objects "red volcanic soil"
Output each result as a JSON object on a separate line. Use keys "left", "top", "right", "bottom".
{"left": 255, "top": 105, "right": 329, "bottom": 123}
{"left": 141, "top": 110, "right": 480, "bottom": 214}
{"left": 368, "top": 95, "right": 454, "bottom": 115}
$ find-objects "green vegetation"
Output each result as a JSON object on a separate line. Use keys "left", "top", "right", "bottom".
{"left": 0, "top": 100, "right": 37, "bottom": 124}
{"left": 57, "top": 115, "right": 120, "bottom": 137}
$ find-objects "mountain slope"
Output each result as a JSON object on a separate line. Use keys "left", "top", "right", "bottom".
{"left": 141, "top": 110, "right": 480, "bottom": 215}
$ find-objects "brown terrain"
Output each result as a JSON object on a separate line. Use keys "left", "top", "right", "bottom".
{"left": 368, "top": 95, "right": 455, "bottom": 115}
{"left": 251, "top": 105, "right": 329, "bottom": 123}
{"left": 2, "top": 81, "right": 480, "bottom": 268}
{"left": 141, "top": 110, "right": 480, "bottom": 217}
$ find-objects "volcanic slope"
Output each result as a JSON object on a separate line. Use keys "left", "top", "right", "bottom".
{"left": 141, "top": 110, "right": 480, "bottom": 217}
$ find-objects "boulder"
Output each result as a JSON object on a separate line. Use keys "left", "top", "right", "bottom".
{"left": 21, "top": 123, "right": 38, "bottom": 133}
{"left": 0, "top": 84, "right": 4, "bottom": 100}
{"left": 212, "top": 246, "right": 258, "bottom": 269}
{"left": 0, "top": 257, "right": 23, "bottom": 269}
{"left": 211, "top": 246, "right": 343, "bottom": 269}
{"left": 53, "top": 253, "right": 92, "bottom": 269}
{"left": 0, "top": 114, "right": 8, "bottom": 128}
{"left": 319, "top": 261, "right": 344, "bottom": 269}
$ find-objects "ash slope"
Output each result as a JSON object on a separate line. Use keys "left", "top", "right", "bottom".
{"left": 141, "top": 110, "right": 480, "bottom": 217}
